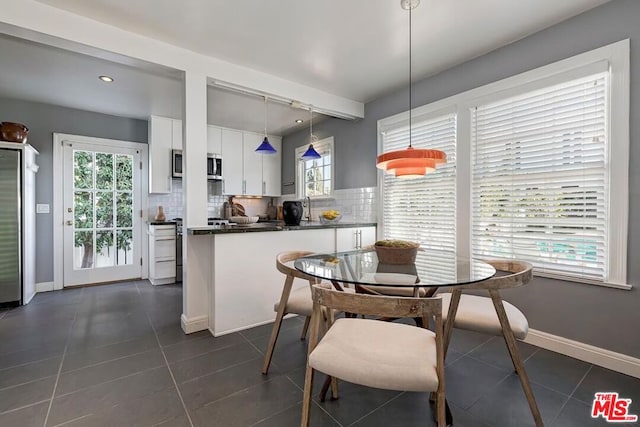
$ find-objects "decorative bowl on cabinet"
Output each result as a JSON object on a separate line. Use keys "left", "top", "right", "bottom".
{"left": 0, "top": 122, "right": 29, "bottom": 143}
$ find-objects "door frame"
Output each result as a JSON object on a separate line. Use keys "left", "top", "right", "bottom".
{"left": 53, "top": 133, "right": 149, "bottom": 290}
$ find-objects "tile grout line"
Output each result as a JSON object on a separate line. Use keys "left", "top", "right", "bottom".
{"left": 281, "top": 375, "right": 344, "bottom": 426}
{"left": 547, "top": 364, "right": 594, "bottom": 427}
{"left": 42, "top": 287, "right": 85, "bottom": 427}
{"left": 346, "top": 390, "right": 407, "bottom": 427}
{"left": 135, "top": 282, "right": 195, "bottom": 427}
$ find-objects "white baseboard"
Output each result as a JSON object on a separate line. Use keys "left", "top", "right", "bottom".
{"left": 180, "top": 314, "right": 209, "bottom": 334}
{"left": 36, "top": 282, "right": 54, "bottom": 293}
{"left": 24, "top": 289, "right": 36, "bottom": 304}
{"left": 524, "top": 329, "right": 640, "bottom": 379}
{"left": 210, "top": 314, "right": 298, "bottom": 337}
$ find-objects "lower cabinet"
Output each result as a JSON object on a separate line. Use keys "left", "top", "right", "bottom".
{"left": 336, "top": 226, "right": 377, "bottom": 251}
{"left": 148, "top": 224, "right": 176, "bottom": 285}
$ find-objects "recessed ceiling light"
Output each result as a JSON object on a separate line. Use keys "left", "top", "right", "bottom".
{"left": 99, "top": 75, "right": 114, "bottom": 83}
{"left": 295, "top": 119, "right": 304, "bottom": 123}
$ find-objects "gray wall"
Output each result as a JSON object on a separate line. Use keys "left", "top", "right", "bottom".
{"left": 0, "top": 97, "right": 148, "bottom": 283}
{"left": 283, "top": 0, "right": 640, "bottom": 357}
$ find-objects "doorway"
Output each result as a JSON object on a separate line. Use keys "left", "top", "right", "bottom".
{"left": 58, "top": 136, "right": 147, "bottom": 287}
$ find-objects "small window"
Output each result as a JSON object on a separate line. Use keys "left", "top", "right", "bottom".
{"left": 296, "top": 137, "right": 334, "bottom": 198}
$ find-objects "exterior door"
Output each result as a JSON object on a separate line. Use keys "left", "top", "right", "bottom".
{"left": 63, "top": 141, "right": 142, "bottom": 286}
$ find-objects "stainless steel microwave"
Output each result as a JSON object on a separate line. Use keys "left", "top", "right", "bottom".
{"left": 172, "top": 150, "right": 222, "bottom": 180}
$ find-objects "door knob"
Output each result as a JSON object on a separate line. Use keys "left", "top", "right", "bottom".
{"left": 66, "top": 220, "right": 73, "bottom": 226}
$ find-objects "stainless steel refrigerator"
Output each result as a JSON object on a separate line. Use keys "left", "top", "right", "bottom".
{"left": 0, "top": 148, "right": 22, "bottom": 305}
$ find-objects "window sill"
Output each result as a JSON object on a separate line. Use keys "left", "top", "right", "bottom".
{"left": 534, "top": 271, "right": 632, "bottom": 291}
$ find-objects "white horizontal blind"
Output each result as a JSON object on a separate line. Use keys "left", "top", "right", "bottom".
{"left": 382, "top": 113, "right": 457, "bottom": 273}
{"left": 471, "top": 73, "right": 608, "bottom": 281}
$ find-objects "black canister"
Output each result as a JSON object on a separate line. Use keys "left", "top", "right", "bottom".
{"left": 282, "top": 201, "right": 303, "bottom": 226}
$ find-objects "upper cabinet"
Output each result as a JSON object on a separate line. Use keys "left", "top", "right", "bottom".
{"left": 219, "top": 128, "right": 243, "bottom": 195}
{"left": 171, "top": 119, "right": 183, "bottom": 150}
{"left": 215, "top": 126, "right": 281, "bottom": 197}
{"left": 149, "top": 116, "right": 173, "bottom": 194}
{"left": 207, "top": 125, "right": 222, "bottom": 154}
{"left": 151, "top": 119, "right": 281, "bottom": 197}
{"left": 262, "top": 135, "right": 281, "bottom": 196}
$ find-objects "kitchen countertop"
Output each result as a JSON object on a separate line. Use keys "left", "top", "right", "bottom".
{"left": 187, "top": 221, "right": 377, "bottom": 235}
{"left": 147, "top": 221, "right": 177, "bottom": 226}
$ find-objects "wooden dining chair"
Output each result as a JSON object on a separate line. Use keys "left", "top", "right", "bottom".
{"left": 301, "top": 285, "right": 447, "bottom": 427}
{"left": 439, "top": 259, "right": 543, "bottom": 427}
{"left": 262, "top": 251, "right": 327, "bottom": 375}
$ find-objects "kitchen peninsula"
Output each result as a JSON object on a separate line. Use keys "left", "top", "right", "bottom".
{"left": 187, "top": 222, "right": 376, "bottom": 336}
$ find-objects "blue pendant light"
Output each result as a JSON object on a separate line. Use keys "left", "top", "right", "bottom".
{"left": 255, "top": 96, "right": 277, "bottom": 154}
{"left": 301, "top": 107, "right": 322, "bottom": 160}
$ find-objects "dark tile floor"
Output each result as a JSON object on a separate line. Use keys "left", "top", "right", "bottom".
{"left": 0, "top": 281, "right": 638, "bottom": 426}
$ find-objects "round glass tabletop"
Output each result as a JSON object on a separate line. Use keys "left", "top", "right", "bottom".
{"left": 294, "top": 248, "right": 496, "bottom": 288}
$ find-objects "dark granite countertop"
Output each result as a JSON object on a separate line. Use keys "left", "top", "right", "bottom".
{"left": 187, "top": 221, "right": 377, "bottom": 235}
{"left": 147, "top": 221, "right": 177, "bottom": 226}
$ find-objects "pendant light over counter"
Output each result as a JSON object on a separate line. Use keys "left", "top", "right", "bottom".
{"left": 376, "top": 0, "right": 446, "bottom": 178}
{"left": 301, "top": 106, "right": 321, "bottom": 160}
{"left": 255, "top": 96, "right": 277, "bottom": 154}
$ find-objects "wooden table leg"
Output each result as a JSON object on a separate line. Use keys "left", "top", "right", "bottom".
{"left": 489, "top": 289, "right": 543, "bottom": 427}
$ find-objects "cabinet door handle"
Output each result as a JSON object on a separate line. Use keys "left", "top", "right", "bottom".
{"left": 263, "top": 181, "right": 266, "bottom": 195}
{"left": 222, "top": 179, "right": 225, "bottom": 193}
{"left": 167, "top": 176, "right": 172, "bottom": 193}
{"left": 243, "top": 180, "right": 246, "bottom": 194}
{"left": 354, "top": 230, "right": 358, "bottom": 249}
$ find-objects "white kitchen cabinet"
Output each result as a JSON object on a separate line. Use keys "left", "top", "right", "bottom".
{"left": 171, "top": 119, "right": 183, "bottom": 150}
{"left": 242, "top": 131, "right": 264, "bottom": 195}
{"left": 148, "top": 116, "right": 173, "bottom": 194}
{"left": 336, "top": 226, "right": 377, "bottom": 251}
{"left": 148, "top": 224, "right": 176, "bottom": 285}
{"left": 262, "top": 135, "right": 282, "bottom": 196}
{"left": 209, "top": 125, "right": 281, "bottom": 196}
{"left": 220, "top": 128, "right": 243, "bottom": 195}
{"left": 207, "top": 125, "right": 222, "bottom": 154}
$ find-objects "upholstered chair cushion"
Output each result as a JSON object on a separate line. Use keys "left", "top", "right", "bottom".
{"left": 440, "top": 293, "right": 529, "bottom": 339}
{"left": 309, "top": 318, "right": 438, "bottom": 392}
{"left": 274, "top": 283, "right": 351, "bottom": 316}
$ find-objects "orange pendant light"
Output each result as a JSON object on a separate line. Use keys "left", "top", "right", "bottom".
{"left": 376, "top": 0, "right": 446, "bottom": 178}
{"left": 377, "top": 147, "right": 446, "bottom": 177}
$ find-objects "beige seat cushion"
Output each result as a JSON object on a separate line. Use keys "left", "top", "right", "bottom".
{"left": 309, "top": 318, "right": 438, "bottom": 392}
{"left": 440, "top": 293, "right": 529, "bottom": 340}
{"left": 274, "top": 283, "right": 352, "bottom": 316}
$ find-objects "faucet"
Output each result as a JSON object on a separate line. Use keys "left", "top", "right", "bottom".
{"left": 303, "top": 196, "right": 311, "bottom": 222}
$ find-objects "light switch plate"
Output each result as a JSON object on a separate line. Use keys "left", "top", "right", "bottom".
{"left": 36, "top": 204, "right": 50, "bottom": 214}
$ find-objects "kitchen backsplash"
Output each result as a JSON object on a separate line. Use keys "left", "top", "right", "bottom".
{"left": 149, "top": 181, "right": 378, "bottom": 223}
{"left": 280, "top": 187, "right": 378, "bottom": 223}
{"left": 148, "top": 179, "right": 270, "bottom": 220}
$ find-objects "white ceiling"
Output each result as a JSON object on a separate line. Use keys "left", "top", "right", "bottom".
{"left": 35, "top": 0, "right": 611, "bottom": 103}
{"left": 0, "top": 0, "right": 611, "bottom": 135}
{"left": 0, "top": 34, "right": 321, "bottom": 135}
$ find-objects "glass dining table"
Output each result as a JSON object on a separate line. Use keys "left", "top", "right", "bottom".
{"left": 295, "top": 248, "right": 497, "bottom": 425}
{"left": 294, "top": 248, "right": 496, "bottom": 296}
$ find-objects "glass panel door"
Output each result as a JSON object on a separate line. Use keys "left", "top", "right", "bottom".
{"left": 63, "top": 141, "right": 141, "bottom": 286}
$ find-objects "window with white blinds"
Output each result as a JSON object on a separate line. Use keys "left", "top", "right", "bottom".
{"left": 471, "top": 73, "right": 608, "bottom": 281}
{"left": 381, "top": 113, "right": 457, "bottom": 255}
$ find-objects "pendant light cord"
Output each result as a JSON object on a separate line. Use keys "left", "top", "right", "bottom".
{"left": 264, "top": 96, "right": 268, "bottom": 137}
{"left": 408, "top": 4, "right": 413, "bottom": 148}
{"left": 309, "top": 106, "right": 313, "bottom": 142}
